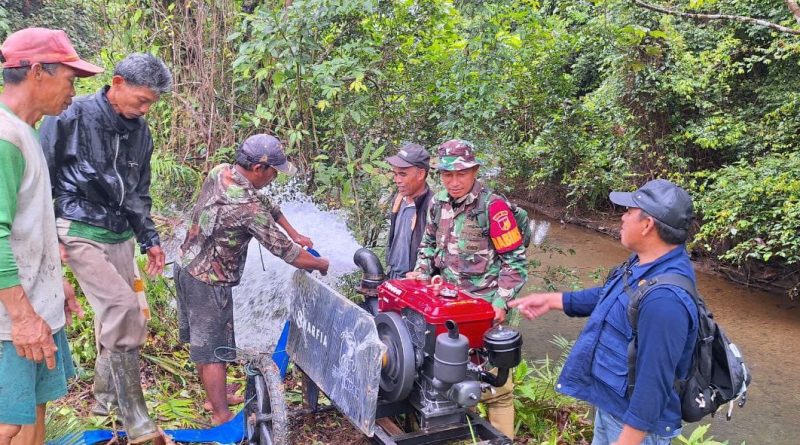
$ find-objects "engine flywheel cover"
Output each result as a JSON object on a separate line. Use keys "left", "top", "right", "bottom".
{"left": 375, "top": 311, "right": 415, "bottom": 402}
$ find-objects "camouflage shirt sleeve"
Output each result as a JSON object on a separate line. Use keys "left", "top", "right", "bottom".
{"left": 413, "top": 200, "right": 438, "bottom": 274}
{"left": 257, "top": 194, "right": 284, "bottom": 221}
{"left": 247, "top": 202, "right": 301, "bottom": 264}
{"left": 491, "top": 243, "right": 528, "bottom": 309}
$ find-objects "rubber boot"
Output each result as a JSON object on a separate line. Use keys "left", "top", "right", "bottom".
{"left": 91, "top": 349, "right": 119, "bottom": 417}
{"left": 109, "top": 349, "right": 160, "bottom": 443}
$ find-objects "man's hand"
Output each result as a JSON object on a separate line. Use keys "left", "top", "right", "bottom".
{"left": 292, "top": 234, "right": 314, "bottom": 249}
{"left": 11, "top": 311, "right": 57, "bottom": 369}
{"left": 145, "top": 245, "right": 166, "bottom": 276}
{"left": 316, "top": 258, "right": 330, "bottom": 276}
{"left": 493, "top": 306, "right": 506, "bottom": 324}
{"left": 611, "top": 424, "right": 647, "bottom": 445}
{"left": 507, "top": 292, "right": 563, "bottom": 320}
{"left": 63, "top": 278, "right": 84, "bottom": 326}
{"left": 1, "top": 285, "right": 57, "bottom": 369}
{"left": 59, "top": 243, "right": 69, "bottom": 263}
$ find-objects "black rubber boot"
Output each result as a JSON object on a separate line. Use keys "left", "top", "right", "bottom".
{"left": 91, "top": 349, "right": 119, "bottom": 417}
{"left": 109, "top": 349, "right": 160, "bottom": 443}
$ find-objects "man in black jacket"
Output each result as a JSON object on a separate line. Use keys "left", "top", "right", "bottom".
{"left": 40, "top": 53, "right": 172, "bottom": 443}
{"left": 385, "top": 143, "right": 433, "bottom": 279}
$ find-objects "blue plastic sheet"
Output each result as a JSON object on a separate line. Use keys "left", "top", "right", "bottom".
{"left": 79, "top": 410, "right": 244, "bottom": 444}
{"left": 60, "top": 322, "right": 292, "bottom": 445}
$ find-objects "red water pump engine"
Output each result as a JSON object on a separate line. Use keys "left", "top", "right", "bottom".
{"left": 355, "top": 249, "right": 523, "bottom": 431}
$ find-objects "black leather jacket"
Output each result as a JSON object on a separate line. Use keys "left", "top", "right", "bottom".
{"left": 40, "top": 86, "right": 160, "bottom": 250}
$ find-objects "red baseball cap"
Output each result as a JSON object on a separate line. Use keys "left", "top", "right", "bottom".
{"left": 1, "top": 28, "right": 103, "bottom": 77}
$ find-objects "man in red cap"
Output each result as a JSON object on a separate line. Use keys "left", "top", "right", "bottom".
{"left": 0, "top": 27, "right": 101, "bottom": 445}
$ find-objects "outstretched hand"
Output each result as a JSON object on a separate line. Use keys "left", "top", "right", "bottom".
{"left": 508, "top": 293, "right": 562, "bottom": 320}
{"left": 312, "top": 257, "right": 330, "bottom": 276}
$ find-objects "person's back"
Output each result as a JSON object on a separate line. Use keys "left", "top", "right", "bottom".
{"left": 179, "top": 162, "right": 302, "bottom": 284}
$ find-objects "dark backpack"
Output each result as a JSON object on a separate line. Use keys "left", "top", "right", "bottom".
{"left": 625, "top": 273, "right": 751, "bottom": 422}
{"left": 432, "top": 187, "right": 532, "bottom": 248}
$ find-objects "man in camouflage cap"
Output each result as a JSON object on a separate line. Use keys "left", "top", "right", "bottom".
{"left": 175, "top": 134, "right": 329, "bottom": 425}
{"left": 409, "top": 139, "right": 528, "bottom": 439}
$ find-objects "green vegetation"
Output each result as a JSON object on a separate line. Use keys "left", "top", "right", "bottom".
{"left": 4, "top": 0, "right": 798, "bottom": 289}
{"left": 5, "top": 0, "right": 797, "bottom": 291}
{"left": 511, "top": 337, "right": 593, "bottom": 443}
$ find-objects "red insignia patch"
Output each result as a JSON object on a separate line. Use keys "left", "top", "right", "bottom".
{"left": 488, "top": 199, "right": 522, "bottom": 253}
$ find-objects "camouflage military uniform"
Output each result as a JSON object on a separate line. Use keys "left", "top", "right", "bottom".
{"left": 414, "top": 180, "right": 527, "bottom": 308}
{"left": 180, "top": 163, "right": 301, "bottom": 285}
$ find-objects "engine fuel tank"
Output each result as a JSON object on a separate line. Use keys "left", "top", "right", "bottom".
{"left": 377, "top": 278, "right": 495, "bottom": 349}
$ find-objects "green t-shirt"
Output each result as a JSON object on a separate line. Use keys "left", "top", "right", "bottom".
{"left": 66, "top": 220, "right": 134, "bottom": 244}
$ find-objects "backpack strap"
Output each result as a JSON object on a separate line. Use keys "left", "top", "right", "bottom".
{"left": 470, "top": 187, "right": 491, "bottom": 237}
{"left": 625, "top": 273, "right": 698, "bottom": 397}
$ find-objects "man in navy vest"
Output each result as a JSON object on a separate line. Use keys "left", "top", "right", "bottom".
{"left": 510, "top": 179, "right": 699, "bottom": 445}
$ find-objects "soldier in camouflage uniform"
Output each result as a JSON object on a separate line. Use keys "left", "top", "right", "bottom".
{"left": 410, "top": 139, "right": 527, "bottom": 439}
{"left": 175, "top": 134, "right": 329, "bottom": 425}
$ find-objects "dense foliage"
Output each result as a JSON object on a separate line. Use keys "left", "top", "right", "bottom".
{"left": 3, "top": 0, "right": 798, "bottom": 291}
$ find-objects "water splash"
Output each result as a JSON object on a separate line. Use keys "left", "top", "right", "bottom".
{"left": 530, "top": 219, "right": 551, "bottom": 246}
{"left": 231, "top": 183, "right": 362, "bottom": 354}
{"left": 161, "top": 177, "right": 363, "bottom": 355}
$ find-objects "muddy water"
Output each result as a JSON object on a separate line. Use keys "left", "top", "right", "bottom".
{"left": 518, "top": 219, "right": 800, "bottom": 444}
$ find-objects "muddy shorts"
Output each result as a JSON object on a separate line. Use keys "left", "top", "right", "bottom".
{"left": 0, "top": 328, "right": 75, "bottom": 425}
{"left": 174, "top": 266, "right": 236, "bottom": 364}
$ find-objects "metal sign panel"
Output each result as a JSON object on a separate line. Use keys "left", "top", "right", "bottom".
{"left": 287, "top": 270, "right": 385, "bottom": 437}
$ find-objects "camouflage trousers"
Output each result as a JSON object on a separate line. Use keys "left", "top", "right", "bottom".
{"left": 482, "top": 368, "right": 515, "bottom": 440}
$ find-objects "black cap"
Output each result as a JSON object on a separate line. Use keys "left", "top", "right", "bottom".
{"left": 235, "top": 134, "right": 297, "bottom": 175}
{"left": 386, "top": 143, "right": 430, "bottom": 170}
{"left": 609, "top": 179, "right": 693, "bottom": 231}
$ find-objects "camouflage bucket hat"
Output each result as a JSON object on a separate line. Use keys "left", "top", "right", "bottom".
{"left": 437, "top": 139, "right": 482, "bottom": 171}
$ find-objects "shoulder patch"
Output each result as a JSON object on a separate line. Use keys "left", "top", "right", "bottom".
{"left": 488, "top": 199, "right": 522, "bottom": 253}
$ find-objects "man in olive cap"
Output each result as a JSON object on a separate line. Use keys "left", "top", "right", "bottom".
{"left": 0, "top": 27, "right": 101, "bottom": 445}
{"left": 511, "top": 180, "right": 698, "bottom": 445}
{"left": 409, "top": 139, "right": 528, "bottom": 439}
{"left": 385, "top": 143, "right": 433, "bottom": 280}
{"left": 176, "top": 134, "right": 329, "bottom": 425}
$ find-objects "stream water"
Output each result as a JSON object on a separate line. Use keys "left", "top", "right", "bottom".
{"left": 522, "top": 218, "right": 800, "bottom": 445}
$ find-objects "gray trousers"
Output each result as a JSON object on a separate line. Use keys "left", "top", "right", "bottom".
{"left": 57, "top": 219, "right": 146, "bottom": 353}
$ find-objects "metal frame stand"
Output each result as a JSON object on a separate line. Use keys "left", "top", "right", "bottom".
{"left": 371, "top": 408, "right": 511, "bottom": 445}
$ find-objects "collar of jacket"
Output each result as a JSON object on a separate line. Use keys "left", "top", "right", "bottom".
{"left": 228, "top": 164, "right": 258, "bottom": 194}
{"left": 626, "top": 244, "right": 691, "bottom": 281}
{"left": 393, "top": 185, "right": 431, "bottom": 213}
{"left": 95, "top": 85, "right": 144, "bottom": 134}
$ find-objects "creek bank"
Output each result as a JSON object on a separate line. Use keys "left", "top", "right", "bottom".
{"left": 510, "top": 186, "right": 795, "bottom": 300}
